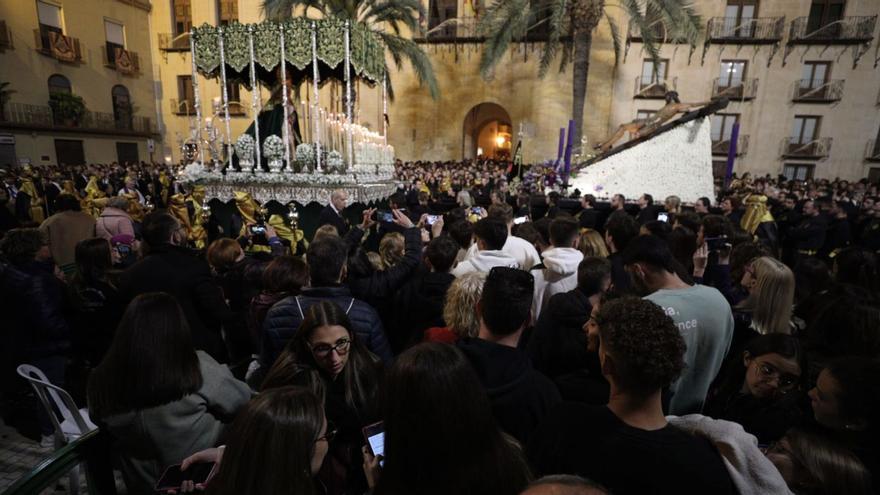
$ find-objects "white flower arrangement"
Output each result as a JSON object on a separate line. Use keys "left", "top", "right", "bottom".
{"left": 235, "top": 134, "right": 255, "bottom": 161}
{"left": 295, "top": 143, "right": 316, "bottom": 171}
{"left": 263, "top": 135, "right": 284, "bottom": 159}
{"left": 181, "top": 162, "right": 223, "bottom": 183}
{"left": 326, "top": 150, "right": 345, "bottom": 174}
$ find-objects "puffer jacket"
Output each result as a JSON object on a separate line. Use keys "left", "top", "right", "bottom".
{"left": 96, "top": 207, "right": 136, "bottom": 241}
{"left": 261, "top": 285, "right": 392, "bottom": 368}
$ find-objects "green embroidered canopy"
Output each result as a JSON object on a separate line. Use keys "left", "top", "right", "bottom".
{"left": 191, "top": 18, "right": 385, "bottom": 87}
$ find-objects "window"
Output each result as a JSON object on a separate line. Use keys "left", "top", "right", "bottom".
{"left": 176, "top": 75, "right": 194, "bottom": 114}
{"left": 724, "top": 0, "right": 758, "bottom": 37}
{"left": 800, "top": 61, "right": 830, "bottom": 89}
{"left": 783, "top": 163, "right": 815, "bottom": 180}
{"left": 807, "top": 0, "right": 846, "bottom": 33}
{"left": 636, "top": 110, "right": 657, "bottom": 121}
{"left": 47, "top": 74, "right": 70, "bottom": 95}
{"left": 791, "top": 116, "right": 821, "bottom": 145}
{"left": 712, "top": 160, "right": 729, "bottom": 179}
{"left": 217, "top": 0, "right": 238, "bottom": 26}
{"left": 112, "top": 85, "right": 132, "bottom": 130}
{"left": 711, "top": 114, "right": 740, "bottom": 143}
{"left": 226, "top": 80, "right": 243, "bottom": 114}
{"left": 640, "top": 59, "right": 669, "bottom": 87}
{"left": 719, "top": 60, "right": 747, "bottom": 87}
{"left": 427, "top": 0, "right": 458, "bottom": 37}
{"left": 36, "top": 1, "right": 63, "bottom": 50}
{"left": 171, "top": 0, "right": 192, "bottom": 37}
{"left": 104, "top": 20, "right": 125, "bottom": 67}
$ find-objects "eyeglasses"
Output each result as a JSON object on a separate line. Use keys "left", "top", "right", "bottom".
{"left": 310, "top": 338, "right": 351, "bottom": 358}
{"left": 316, "top": 423, "right": 338, "bottom": 443}
{"left": 754, "top": 360, "right": 800, "bottom": 392}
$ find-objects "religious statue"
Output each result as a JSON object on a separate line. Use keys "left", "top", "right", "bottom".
{"left": 594, "top": 92, "right": 713, "bottom": 153}
{"left": 243, "top": 73, "right": 302, "bottom": 170}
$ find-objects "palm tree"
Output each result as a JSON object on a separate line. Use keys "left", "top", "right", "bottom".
{"left": 478, "top": 0, "right": 702, "bottom": 153}
{"left": 262, "top": 0, "right": 439, "bottom": 100}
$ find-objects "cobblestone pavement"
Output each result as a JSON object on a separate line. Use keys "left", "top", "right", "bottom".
{"left": 0, "top": 418, "right": 86, "bottom": 493}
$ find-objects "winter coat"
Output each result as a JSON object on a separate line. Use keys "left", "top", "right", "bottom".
{"left": 96, "top": 207, "right": 136, "bottom": 241}
{"left": 388, "top": 268, "right": 455, "bottom": 352}
{"left": 530, "top": 247, "right": 584, "bottom": 320}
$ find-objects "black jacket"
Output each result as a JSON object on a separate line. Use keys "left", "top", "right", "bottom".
{"left": 607, "top": 252, "right": 632, "bottom": 293}
{"left": 261, "top": 285, "right": 393, "bottom": 368}
{"left": 388, "top": 268, "right": 454, "bottom": 352}
{"left": 788, "top": 214, "right": 829, "bottom": 251}
{"left": 118, "top": 244, "right": 233, "bottom": 362}
{"left": 1, "top": 261, "right": 70, "bottom": 364}
{"left": 457, "top": 337, "right": 561, "bottom": 445}
{"left": 318, "top": 204, "right": 350, "bottom": 236}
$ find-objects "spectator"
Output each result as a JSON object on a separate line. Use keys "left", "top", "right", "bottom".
{"left": 622, "top": 235, "right": 734, "bottom": 414}
{"left": 636, "top": 193, "right": 657, "bottom": 224}
{"left": 248, "top": 255, "right": 309, "bottom": 350}
{"left": 87, "top": 293, "right": 251, "bottom": 494}
{"left": 318, "top": 189, "right": 351, "bottom": 236}
{"left": 448, "top": 219, "right": 474, "bottom": 265}
{"left": 704, "top": 334, "right": 805, "bottom": 444}
{"left": 364, "top": 343, "right": 532, "bottom": 495}
{"left": 463, "top": 203, "right": 541, "bottom": 270}
{"left": 119, "top": 212, "right": 234, "bottom": 362}
{"left": 695, "top": 196, "right": 711, "bottom": 215}
{"left": 531, "top": 216, "right": 584, "bottom": 319}
{"left": 521, "top": 475, "right": 609, "bottom": 495}
{"left": 603, "top": 212, "right": 638, "bottom": 292}
{"left": 452, "top": 217, "right": 519, "bottom": 277}
{"left": 458, "top": 267, "right": 560, "bottom": 444}
{"left": 576, "top": 229, "right": 608, "bottom": 258}
{"left": 262, "top": 235, "right": 392, "bottom": 367}
{"left": 577, "top": 194, "right": 600, "bottom": 230}
{"left": 96, "top": 196, "right": 136, "bottom": 242}
{"left": 378, "top": 232, "right": 405, "bottom": 269}
{"left": 39, "top": 193, "right": 96, "bottom": 276}
{"left": 833, "top": 246, "right": 879, "bottom": 293}
{"left": 424, "top": 270, "right": 486, "bottom": 344}
{"left": 199, "top": 387, "right": 330, "bottom": 495}
{"left": 610, "top": 193, "right": 626, "bottom": 213}
{"left": 732, "top": 256, "right": 795, "bottom": 352}
{"left": 529, "top": 297, "right": 736, "bottom": 494}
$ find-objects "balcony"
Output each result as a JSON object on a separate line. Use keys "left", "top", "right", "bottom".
{"left": 102, "top": 46, "right": 141, "bottom": 75}
{"left": 628, "top": 23, "right": 669, "bottom": 42}
{"left": 712, "top": 78, "right": 758, "bottom": 101}
{"left": 706, "top": 17, "right": 785, "bottom": 44}
{"left": 634, "top": 76, "right": 677, "bottom": 99}
{"left": 0, "top": 20, "right": 13, "bottom": 51}
{"left": 791, "top": 80, "right": 844, "bottom": 103}
{"left": 866, "top": 140, "right": 880, "bottom": 162}
{"left": 781, "top": 137, "right": 832, "bottom": 159}
{"left": 33, "top": 29, "right": 83, "bottom": 63}
{"left": 158, "top": 32, "right": 191, "bottom": 51}
{"left": 712, "top": 135, "right": 750, "bottom": 156}
{"left": 788, "top": 16, "right": 877, "bottom": 44}
{"left": 170, "top": 98, "right": 196, "bottom": 116}
{"left": 1, "top": 102, "right": 157, "bottom": 137}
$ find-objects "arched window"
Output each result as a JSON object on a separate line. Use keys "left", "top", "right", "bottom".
{"left": 48, "top": 74, "right": 71, "bottom": 95}
{"left": 112, "top": 85, "right": 132, "bottom": 130}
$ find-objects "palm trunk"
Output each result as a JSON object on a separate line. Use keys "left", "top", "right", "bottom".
{"left": 572, "top": 30, "right": 592, "bottom": 156}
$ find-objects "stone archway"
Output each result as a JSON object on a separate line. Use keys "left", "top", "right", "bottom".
{"left": 462, "top": 102, "right": 513, "bottom": 160}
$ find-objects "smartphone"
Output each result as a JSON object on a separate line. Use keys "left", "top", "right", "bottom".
{"left": 704, "top": 236, "right": 731, "bottom": 251}
{"left": 249, "top": 224, "right": 267, "bottom": 235}
{"left": 375, "top": 210, "right": 394, "bottom": 223}
{"left": 115, "top": 244, "right": 132, "bottom": 256}
{"left": 154, "top": 462, "right": 216, "bottom": 492}
{"left": 513, "top": 216, "right": 528, "bottom": 225}
{"left": 426, "top": 214, "right": 440, "bottom": 225}
{"left": 471, "top": 207, "right": 482, "bottom": 215}
{"left": 657, "top": 212, "right": 669, "bottom": 223}
{"left": 362, "top": 421, "right": 385, "bottom": 467}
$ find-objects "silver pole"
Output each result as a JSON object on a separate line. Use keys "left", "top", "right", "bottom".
{"left": 248, "top": 27, "right": 261, "bottom": 173}
{"left": 218, "top": 27, "right": 234, "bottom": 169}
{"left": 311, "top": 22, "right": 322, "bottom": 171}
{"left": 190, "top": 31, "right": 204, "bottom": 166}
{"left": 344, "top": 21, "right": 353, "bottom": 169}
{"left": 382, "top": 73, "right": 388, "bottom": 146}
{"left": 280, "top": 24, "right": 291, "bottom": 171}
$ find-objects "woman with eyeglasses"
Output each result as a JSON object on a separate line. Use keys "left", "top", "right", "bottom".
{"left": 262, "top": 301, "right": 383, "bottom": 495}
{"left": 704, "top": 334, "right": 805, "bottom": 444}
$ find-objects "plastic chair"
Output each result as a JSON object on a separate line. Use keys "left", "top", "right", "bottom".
{"left": 17, "top": 364, "right": 98, "bottom": 495}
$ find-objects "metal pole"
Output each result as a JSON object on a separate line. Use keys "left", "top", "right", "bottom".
{"left": 189, "top": 31, "right": 204, "bottom": 166}
{"left": 311, "top": 22, "right": 322, "bottom": 171}
{"left": 280, "top": 24, "right": 291, "bottom": 171}
{"left": 344, "top": 21, "right": 353, "bottom": 169}
{"left": 218, "top": 27, "right": 234, "bottom": 169}
{"left": 248, "top": 27, "right": 261, "bottom": 172}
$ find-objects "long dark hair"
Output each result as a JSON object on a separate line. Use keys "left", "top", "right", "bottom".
{"left": 262, "top": 301, "right": 381, "bottom": 416}
{"left": 87, "top": 293, "right": 202, "bottom": 418}
{"left": 73, "top": 238, "right": 114, "bottom": 286}
{"left": 375, "top": 343, "right": 531, "bottom": 495}
{"left": 710, "top": 334, "right": 804, "bottom": 403}
{"left": 206, "top": 386, "right": 323, "bottom": 495}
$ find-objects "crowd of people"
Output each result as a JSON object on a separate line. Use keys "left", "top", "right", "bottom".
{"left": 1, "top": 158, "right": 879, "bottom": 495}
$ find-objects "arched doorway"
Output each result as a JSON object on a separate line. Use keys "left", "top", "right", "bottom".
{"left": 112, "top": 85, "right": 132, "bottom": 130}
{"left": 462, "top": 102, "right": 513, "bottom": 160}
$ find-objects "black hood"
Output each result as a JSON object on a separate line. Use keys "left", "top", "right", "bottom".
{"left": 457, "top": 338, "right": 532, "bottom": 397}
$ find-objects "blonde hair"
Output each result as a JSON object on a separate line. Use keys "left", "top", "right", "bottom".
{"left": 665, "top": 195, "right": 682, "bottom": 215}
{"left": 366, "top": 251, "right": 384, "bottom": 271}
{"left": 379, "top": 232, "right": 405, "bottom": 269}
{"left": 738, "top": 256, "right": 795, "bottom": 335}
{"left": 443, "top": 271, "right": 487, "bottom": 339}
{"left": 577, "top": 229, "right": 609, "bottom": 258}
{"left": 313, "top": 224, "right": 339, "bottom": 241}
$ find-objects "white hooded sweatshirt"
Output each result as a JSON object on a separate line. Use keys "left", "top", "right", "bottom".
{"left": 464, "top": 234, "right": 541, "bottom": 270}
{"left": 452, "top": 249, "right": 519, "bottom": 278}
{"left": 531, "top": 247, "right": 584, "bottom": 320}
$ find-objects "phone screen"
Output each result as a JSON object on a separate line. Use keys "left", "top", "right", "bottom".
{"left": 426, "top": 214, "right": 440, "bottom": 225}
{"left": 379, "top": 211, "right": 394, "bottom": 223}
{"left": 154, "top": 462, "right": 216, "bottom": 492}
{"left": 513, "top": 216, "right": 528, "bottom": 225}
{"left": 362, "top": 421, "right": 385, "bottom": 467}
{"left": 657, "top": 213, "right": 669, "bottom": 223}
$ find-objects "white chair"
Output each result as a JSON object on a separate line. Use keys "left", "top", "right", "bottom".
{"left": 17, "top": 363, "right": 98, "bottom": 494}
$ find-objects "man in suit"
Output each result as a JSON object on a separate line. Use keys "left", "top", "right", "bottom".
{"left": 318, "top": 189, "right": 350, "bottom": 236}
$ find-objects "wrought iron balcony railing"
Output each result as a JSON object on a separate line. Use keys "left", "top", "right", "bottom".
{"left": 866, "top": 140, "right": 880, "bottom": 162}
{"left": 707, "top": 17, "right": 785, "bottom": 43}
{"left": 781, "top": 137, "right": 832, "bottom": 159}
{"left": 1, "top": 102, "right": 156, "bottom": 136}
{"left": 628, "top": 23, "right": 669, "bottom": 42}
{"left": 712, "top": 78, "right": 759, "bottom": 100}
{"left": 792, "top": 79, "right": 845, "bottom": 103}
{"left": 712, "top": 135, "right": 750, "bottom": 156}
{"left": 102, "top": 46, "right": 140, "bottom": 75}
{"left": 158, "top": 32, "right": 191, "bottom": 51}
{"left": 170, "top": 98, "right": 196, "bottom": 116}
{"left": 415, "top": 17, "right": 560, "bottom": 43}
{"left": 634, "top": 76, "right": 677, "bottom": 99}
{"left": 33, "top": 29, "right": 83, "bottom": 62}
{"left": 788, "top": 16, "right": 876, "bottom": 44}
